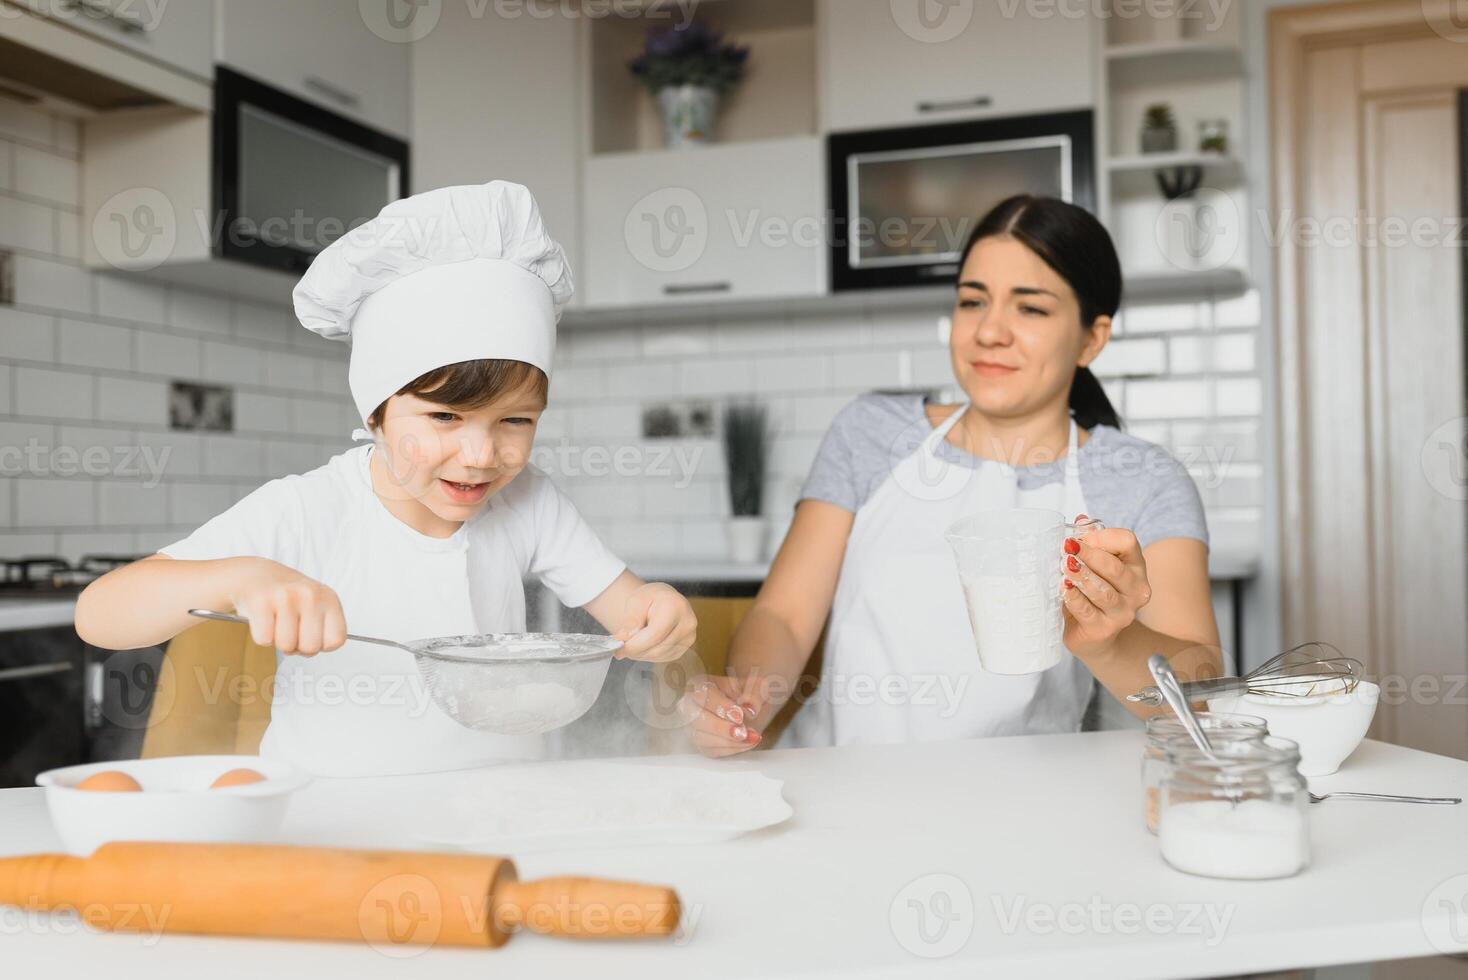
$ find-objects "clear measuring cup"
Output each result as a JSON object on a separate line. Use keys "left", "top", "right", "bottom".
{"left": 943, "top": 509, "right": 1103, "bottom": 675}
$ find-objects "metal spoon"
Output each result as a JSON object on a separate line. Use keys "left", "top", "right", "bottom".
{"left": 1147, "top": 653, "right": 1216, "bottom": 759}
{"left": 1309, "top": 791, "right": 1461, "bottom": 805}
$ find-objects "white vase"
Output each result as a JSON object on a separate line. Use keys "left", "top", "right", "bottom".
{"left": 658, "top": 84, "right": 719, "bottom": 149}
{"left": 726, "top": 516, "right": 767, "bottom": 564}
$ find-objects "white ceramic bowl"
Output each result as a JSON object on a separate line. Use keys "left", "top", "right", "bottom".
{"left": 36, "top": 755, "right": 309, "bottom": 855}
{"left": 1208, "top": 680, "right": 1380, "bottom": 776}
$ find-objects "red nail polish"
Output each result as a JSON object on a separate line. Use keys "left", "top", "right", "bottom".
{"left": 1064, "top": 579, "right": 1074, "bottom": 590}
{"left": 1064, "top": 538, "right": 1080, "bottom": 555}
{"left": 1067, "top": 556, "right": 1080, "bottom": 573}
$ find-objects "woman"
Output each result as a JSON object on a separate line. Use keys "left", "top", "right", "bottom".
{"left": 687, "top": 195, "right": 1222, "bottom": 755}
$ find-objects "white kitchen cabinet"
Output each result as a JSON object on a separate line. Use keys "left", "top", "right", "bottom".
{"left": 409, "top": 2, "right": 581, "bottom": 304}
{"left": 818, "top": 0, "right": 1094, "bottom": 132}
{"left": 215, "top": 0, "right": 410, "bottom": 138}
{"left": 582, "top": 137, "right": 826, "bottom": 309}
{"left": 12, "top": 0, "right": 212, "bottom": 79}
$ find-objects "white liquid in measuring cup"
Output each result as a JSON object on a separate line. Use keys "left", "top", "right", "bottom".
{"left": 958, "top": 573, "right": 1064, "bottom": 674}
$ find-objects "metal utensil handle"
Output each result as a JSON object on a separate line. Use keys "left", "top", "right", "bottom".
{"left": 1314, "top": 791, "right": 1462, "bottom": 805}
{"left": 1148, "top": 653, "right": 1217, "bottom": 759}
{"left": 1128, "top": 674, "right": 1254, "bottom": 705}
{"left": 186, "top": 609, "right": 409, "bottom": 652}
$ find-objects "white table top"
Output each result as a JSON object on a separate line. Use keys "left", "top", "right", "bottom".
{"left": 2, "top": 732, "right": 1465, "bottom": 979}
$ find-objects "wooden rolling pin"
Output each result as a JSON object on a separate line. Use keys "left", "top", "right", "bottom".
{"left": 0, "top": 841, "right": 681, "bottom": 948}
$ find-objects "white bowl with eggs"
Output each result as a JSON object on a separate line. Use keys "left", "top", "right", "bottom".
{"left": 1208, "top": 679, "right": 1380, "bottom": 776}
{"left": 35, "top": 755, "right": 309, "bottom": 855}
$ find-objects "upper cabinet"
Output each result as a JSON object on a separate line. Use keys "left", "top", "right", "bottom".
{"left": 409, "top": 0, "right": 582, "bottom": 303}
{"left": 9, "top": 0, "right": 212, "bottom": 80}
{"left": 818, "top": 0, "right": 1094, "bottom": 132}
{"left": 215, "top": 0, "right": 411, "bottom": 138}
{"left": 582, "top": 137, "right": 825, "bottom": 309}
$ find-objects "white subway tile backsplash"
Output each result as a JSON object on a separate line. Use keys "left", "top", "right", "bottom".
{"left": 15, "top": 366, "right": 93, "bottom": 419}
{"left": 605, "top": 362, "right": 677, "bottom": 399}
{"left": 202, "top": 340, "right": 265, "bottom": 386}
{"left": 135, "top": 330, "right": 203, "bottom": 379}
{"left": 0, "top": 194, "right": 55, "bottom": 253}
{"left": 754, "top": 353, "right": 831, "bottom": 394}
{"left": 0, "top": 141, "right": 10, "bottom": 193}
{"left": 166, "top": 288, "right": 232, "bottom": 335}
{"left": 1216, "top": 378, "right": 1263, "bottom": 417}
{"left": 266, "top": 440, "right": 334, "bottom": 478}
{"left": 53, "top": 118, "right": 78, "bottom": 156}
{"left": 59, "top": 318, "right": 132, "bottom": 370}
{"left": 0, "top": 97, "right": 53, "bottom": 146}
{"left": 58, "top": 532, "right": 136, "bottom": 560}
{"left": 791, "top": 393, "right": 852, "bottom": 435}
{"left": 168, "top": 482, "right": 237, "bottom": 527}
{"left": 14, "top": 255, "right": 91, "bottom": 315}
{"left": 712, "top": 316, "right": 792, "bottom": 354}
{"left": 55, "top": 209, "right": 79, "bottom": 261}
{"left": 16, "top": 478, "right": 94, "bottom": 527}
{"left": 1126, "top": 380, "right": 1210, "bottom": 420}
{"left": 97, "top": 376, "right": 167, "bottom": 426}
{"left": 1169, "top": 333, "right": 1256, "bottom": 375}
{"left": 95, "top": 273, "right": 167, "bottom": 325}
{"left": 680, "top": 358, "right": 754, "bottom": 397}
{"left": 866, "top": 310, "right": 943, "bottom": 349}
{"left": 832, "top": 349, "right": 901, "bottom": 389}
{"left": 264, "top": 351, "right": 319, "bottom": 392}
{"left": 135, "top": 429, "right": 202, "bottom": 478}
{"left": 235, "top": 392, "right": 294, "bottom": 434}
{"left": 99, "top": 481, "right": 168, "bottom": 525}
{"left": 13, "top": 144, "right": 78, "bottom": 207}
{"left": 1115, "top": 301, "right": 1207, "bottom": 334}
{"left": 0, "top": 307, "right": 56, "bottom": 361}
{"left": 1213, "top": 290, "right": 1261, "bottom": 329}
{"left": 233, "top": 300, "right": 293, "bottom": 344}
{"left": 1090, "top": 338, "right": 1166, "bottom": 378}
{"left": 290, "top": 397, "right": 348, "bottom": 438}
{"left": 0, "top": 477, "right": 10, "bottom": 527}
{"left": 203, "top": 435, "right": 268, "bottom": 478}
{"left": 0, "top": 531, "right": 58, "bottom": 554}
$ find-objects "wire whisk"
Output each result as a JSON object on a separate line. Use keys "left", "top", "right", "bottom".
{"left": 1128, "top": 642, "right": 1363, "bottom": 707}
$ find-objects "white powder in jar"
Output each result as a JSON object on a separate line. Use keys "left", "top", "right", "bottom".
{"left": 1159, "top": 799, "right": 1310, "bottom": 879}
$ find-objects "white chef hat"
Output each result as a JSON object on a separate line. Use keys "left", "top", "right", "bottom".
{"left": 293, "top": 180, "right": 573, "bottom": 427}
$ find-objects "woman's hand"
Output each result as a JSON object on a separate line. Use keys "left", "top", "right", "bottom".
{"left": 1062, "top": 520, "right": 1153, "bottom": 659}
{"left": 613, "top": 582, "right": 697, "bottom": 663}
{"left": 682, "top": 673, "right": 770, "bottom": 757}
{"left": 227, "top": 558, "right": 347, "bottom": 656}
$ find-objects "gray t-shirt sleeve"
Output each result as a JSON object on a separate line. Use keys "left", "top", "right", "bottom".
{"left": 1127, "top": 447, "right": 1209, "bottom": 550}
{"left": 799, "top": 394, "right": 921, "bottom": 513}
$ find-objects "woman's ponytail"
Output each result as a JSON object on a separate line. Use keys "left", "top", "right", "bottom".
{"left": 1068, "top": 365, "right": 1120, "bottom": 430}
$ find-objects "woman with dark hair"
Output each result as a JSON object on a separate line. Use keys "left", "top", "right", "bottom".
{"left": 687, "top": 195, "right": 1222, "bottom": 754}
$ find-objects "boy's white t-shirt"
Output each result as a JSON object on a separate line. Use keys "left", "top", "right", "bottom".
{"left": 160, "top": 445, "right": 626, "bottom": 777}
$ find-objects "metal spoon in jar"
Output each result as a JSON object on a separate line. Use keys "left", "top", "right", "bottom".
{"left": 1147, "top": 653, "right": 1217, "bottom": 760}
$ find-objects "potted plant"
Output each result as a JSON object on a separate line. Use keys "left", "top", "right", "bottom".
{"left": 1140, "top": 103, "right": 1178, "bottom": 154}
{"left": 721, "top": 401, "right": 770, "bottom": 564}
{"left": 629, "top": 23, "right": 749, "bottom": 149}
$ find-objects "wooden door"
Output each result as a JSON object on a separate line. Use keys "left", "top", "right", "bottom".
{"left": 1273, "top": 1, "right": 1468, "bottom": 759}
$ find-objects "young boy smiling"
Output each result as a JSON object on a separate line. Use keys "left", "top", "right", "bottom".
{"left": 76, "top": 182, "right": 697, "bottom": 776}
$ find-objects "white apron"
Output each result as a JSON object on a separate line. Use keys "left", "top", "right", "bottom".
{"left": 258, "top": 446, "right": 546, "bottom": 777}
{"left": 784, "top": 404, "right": 1095, "bottom": 747}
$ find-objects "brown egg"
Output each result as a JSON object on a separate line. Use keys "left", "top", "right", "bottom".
{"left": 75, "top": 770, "right": 143, "bottom": 793}
{"left": 210, "top": 768, "right": 267, "bottom": 789}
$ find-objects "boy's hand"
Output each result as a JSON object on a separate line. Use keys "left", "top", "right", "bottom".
{"left": 612, "top": 582, "right": 697, "bottom": 663}
{"left": 227, "top": 558, "right": 347, "bottom": 656}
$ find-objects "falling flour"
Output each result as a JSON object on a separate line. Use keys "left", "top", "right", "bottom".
{"left": 1159, "top": 799, "right": 1309, "bottom": 879}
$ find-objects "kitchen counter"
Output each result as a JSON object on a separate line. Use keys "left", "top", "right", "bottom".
{"left": 0, "top": 596, "right": 78, "bottom": 632}
{"left": 1, "top": 732, "right": 1465, "bottom": 978}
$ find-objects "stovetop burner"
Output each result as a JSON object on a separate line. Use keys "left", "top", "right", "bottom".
{"left": 0, "top": 555, "right": 145, "bottom": 596}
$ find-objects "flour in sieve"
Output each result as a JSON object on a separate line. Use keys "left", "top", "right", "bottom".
{"left": 438, "top": 680, "right": 583, "bottom": 735}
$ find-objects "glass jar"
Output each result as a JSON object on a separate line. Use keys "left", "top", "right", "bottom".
{"left": 1141, "top": 712, "right": 1267, "bottom": 834}
{"left": 1158, "top": 736, "right": 1310, "bottom": 880}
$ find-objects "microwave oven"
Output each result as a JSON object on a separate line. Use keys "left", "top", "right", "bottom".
{"left": 828, "top": 110, "right": 1094, "bottom": 292}
{"left": 214, "top": 66, "right": 410, "bottom": 276}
